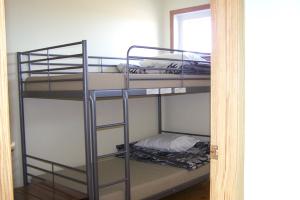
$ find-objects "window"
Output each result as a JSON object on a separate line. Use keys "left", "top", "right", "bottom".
{"left": 170, "top": 5, "right": 211, "bottom": 53}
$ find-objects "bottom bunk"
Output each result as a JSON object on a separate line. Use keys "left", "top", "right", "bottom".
{"left": 27, "top": 133, "right": 210, "bottom": 199}
{"left": 38, "top": 157, "right": 209, "bottom": 200}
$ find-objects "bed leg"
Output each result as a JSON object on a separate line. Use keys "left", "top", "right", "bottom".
{"left": 82, "top": 40, "right": 97, "bottom": 200}
{"left": 123, "top": 90, "right": 131, "bottom": 200}
{"left": 17, "top": 52, "right": 28, "bottom": 186}
{"left": 158, "top": 94, "right": 162, "bottom": 134}
{"left": 90, "top": 92, "right": 99, "bottom": 200}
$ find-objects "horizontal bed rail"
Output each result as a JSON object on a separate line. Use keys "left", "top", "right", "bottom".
{"left": 128, "top": 55, "right": 210, "bottom": 65}
{"left": 125, "top": 45, "right": 211, "bottom": 88}
{"left": 22, "top": 41, "right": 84, "bottom": 54}
{"left": 129, "top": 77, "right": 210, "bottom": 81}
{"left": 22, "top": 78, "right": 83, "bottom": 84}
{"left": 20, "top": 53, "right": 83, "bottom": 65}
{"left": 26, "top": 154, "right": 86, "bottom": 174}
{"left": 161, "top": 130, "right": 211, "bottom": 138}
{"left": 127, "top": 45, "right": 211, "bottom": 56}
{"left": 25, "top": 154, "right": 87, "bottom": 186}
{"left": 27, "top": 164, "right": 87, "bottom": 185}
{"left": 21, "top": 66, "right": 83, "bottom": 74}
{"left": 18, "top": 40, "right": 211, "bottom": 97}
{"left": 29, "top": 62, "right": 121, "bottom": 69}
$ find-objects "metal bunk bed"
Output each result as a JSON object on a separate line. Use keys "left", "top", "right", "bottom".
{"left": 17, "top": 40, "right": 211, "bottom": 200}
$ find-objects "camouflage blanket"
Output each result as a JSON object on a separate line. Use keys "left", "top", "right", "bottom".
{"left": 116, "top": 141, "right": 210, "bottom": 170}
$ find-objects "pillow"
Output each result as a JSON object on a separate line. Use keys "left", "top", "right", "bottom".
{"left": 134, "top": 133, "right": 200, "bottom": 152}
{"left": 139, "top": 53, "right": 208, "bottom": 74}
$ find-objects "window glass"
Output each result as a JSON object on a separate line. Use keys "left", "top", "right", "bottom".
{"left": 173, "top": 9, "right": 211, "bottom": 53}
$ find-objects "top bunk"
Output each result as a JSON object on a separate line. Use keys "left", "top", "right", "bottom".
{"left": 18, "top": 40, "right": 211, "bottom": 99}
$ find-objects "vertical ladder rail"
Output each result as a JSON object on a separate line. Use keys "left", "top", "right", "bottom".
{"left": 90, "top": 92, "right": 99, "bottom": 200}
{"left": 92, "top": 90, "right": 131, "bottom": 199}
{"left": 158, "top": 94, "right": 162, "bottom": 134}
{"left": 122, "top": 90, "right": 131, "bottom": 200}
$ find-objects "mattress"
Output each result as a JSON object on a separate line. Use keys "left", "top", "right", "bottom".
{"left": 39, "top": 157, "right": 209, "bottom": 200}
{"left": 24, "top": 73, "right": 210, "bottom": 91}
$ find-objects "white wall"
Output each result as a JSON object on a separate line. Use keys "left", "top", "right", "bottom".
{"left": 5, "top": 0, "right": 162, "bottom": 55}
{"left": 6, "top": 0, "right": 162, "bottom": 187}
{"left": 160, "top": 0, "right": 210, "bottom": 135}
{"left": 245, "top": 0, "right": 300, "bottom": 199}
{"left": 163, "top": 93, "right": 210, "bottom": 134}
{"left": 24, "top": 97, "right": 158, "bottom": 161}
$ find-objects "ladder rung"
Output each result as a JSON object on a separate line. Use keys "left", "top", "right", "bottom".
{"left": 96, "top": 122, "right": 125, "bottom": 130}
{"left": 97, "top": 151, "right": 126, "bottom": 159}
{"left": 99, "top": 178, "right": 126, "bottom": 189}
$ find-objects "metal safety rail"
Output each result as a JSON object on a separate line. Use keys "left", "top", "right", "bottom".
{"left": 18, "top": 41, "right": 210, "bottom": 99}
{"left": 17, "top": 41, "right": 100, "bottom": 199}
{"left": 17, "top": 41, "right": 132, "bottom": 200}
{"left": 17, "top": 40, "right": 211, "bottom": 200}
{"left": 125, "top": 45, "right": 210, "bottom": 89}
{"left": 25, "top": 155, "right": 87, "bottom": 186}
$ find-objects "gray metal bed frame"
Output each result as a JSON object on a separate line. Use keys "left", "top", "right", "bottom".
{"left": 17, "top": 40, "right": 211, "bottom": 200}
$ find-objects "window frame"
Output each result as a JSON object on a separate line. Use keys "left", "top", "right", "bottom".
{"left": 170, "top": 4, "right": 211, "bottom": 49}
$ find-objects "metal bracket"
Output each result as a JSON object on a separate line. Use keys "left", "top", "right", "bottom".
{"left": 210, "top": 145, "right": 218, "bottom": 160}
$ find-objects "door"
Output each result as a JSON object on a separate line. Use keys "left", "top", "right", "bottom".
{"left": 210, "top": 0, "right": 245, "bottom": 200}
{"left": 0, "top": 0, "right": 14, "bottom": 199}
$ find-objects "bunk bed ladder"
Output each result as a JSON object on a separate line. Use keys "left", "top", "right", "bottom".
{"left": 89, "top": 90, "right": 131, "bottom": 200}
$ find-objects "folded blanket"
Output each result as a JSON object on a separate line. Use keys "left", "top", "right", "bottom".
{"left": 116, "top": 141, "right": 210, "bottom": 170}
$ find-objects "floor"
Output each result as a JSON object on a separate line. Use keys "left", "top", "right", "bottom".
{"left": 14, "top": 182, "right": 88, "bottom": 200}
{"left": 161, "top": 180, "right": 210, "bottom": 200}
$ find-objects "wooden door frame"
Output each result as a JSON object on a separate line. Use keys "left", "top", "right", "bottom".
{"left": 0, "top": 0, "right": 14, "bottom": 199}
{"left": 210, "top": 0, "right": 245, "bottom": 200}
{"left": 0, "top": 0, "right": 244, "bottom": 199}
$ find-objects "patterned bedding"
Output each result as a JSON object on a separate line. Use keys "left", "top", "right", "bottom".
{"left": 117, "top": 53, "right": 210, "bottom": 75}
{"left": 117, "top": 62, "right": 210, "bottom": 75}
{"left": 116, "top": 141, "right": 210, "bottom": 170}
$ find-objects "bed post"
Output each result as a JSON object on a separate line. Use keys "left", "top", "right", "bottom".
{"left": 17, "top": 52, "right": 28, "bottom": 186}
{"left": 82, "top": 40, "right": 96, "bottom": 200}
{"left": 123, "top": 90, "right": 131, "bottom": 200}
{"left": 158, "top": 94, "right": 162, "bottom": 134}
{"left": 89, "top": 92, "right": 99, "bottom": 200}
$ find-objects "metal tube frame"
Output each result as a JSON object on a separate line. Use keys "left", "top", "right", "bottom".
{"left": 17, "top": 41, "right": 211, "bottom": 200}
{"left": 81, "top": 40, "right": 97, "bottom": 200}
{"left": 158, "top": 94, "right": 162, "bottom": 134}
{"left": 122, "top": 90, "right": 131, "bottom": 200}
{"left": 26, "top": 164, "right": 87, "bottom": 185}
{"left": 26, "top": 154, "right": 86, "bottom": 174}
{"left": 161, "top": 130, "right": 211, "bottom": 138}
{"left": 17, "top": 52, "right": 28, "bottom": 186}
{"left": 17, "top": 40, "right": 98, "bottom": 199}
{"left": 89, "top": 92, "right": 99, "bottom": 200}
